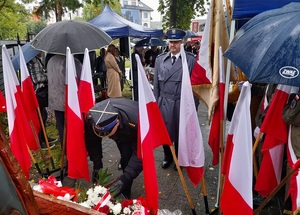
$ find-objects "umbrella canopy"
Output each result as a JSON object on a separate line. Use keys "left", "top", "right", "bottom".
{"left": 11, "top": 43, "right": 40, "bottom": 71}
{"left": 31, "top": 20, "right": 112, "bottom": 55}
{"left": 224, "top": 2, "right": 300, "bottom": 87}
{"left": 135, "top": 38, "right": 167, "bottom": 47}
{"left": 184, "top": 30, "right": 198, "bottom": 38}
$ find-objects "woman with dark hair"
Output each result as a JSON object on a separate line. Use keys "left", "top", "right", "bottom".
{"left": 105, "top": 44, "right": 123, "bottom": 98}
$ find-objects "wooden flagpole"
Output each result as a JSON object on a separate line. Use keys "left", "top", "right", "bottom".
{"left": 170, "top": 146, "right": 198, "bottom": 215}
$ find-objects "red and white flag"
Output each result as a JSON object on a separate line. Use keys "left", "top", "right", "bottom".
{"left": 220, "top": 81, "right": 253, "bottom": 215}
{"left": 78, "top": 48, "right": 95, "bottom": 114}
{"left": 19, "top": 45, "right": 40, "bottom": 151}
{"left": 136, "top": 54, "right": 172, "bottom": 214}
{"left": 287, "top": 126, "right": 300, "bottom": 211}
{"left": 207, "top": 47, "right": 225, "bottom": 166}
{"left": 65, "top": 47, "right": 90, "bottom": 182}
{"left": 2, "top": 45, "right": 31, "bottom": 178}
{"left": 255, "top": 85, "right": 298, "bottom": 197}
{"left": 260, "top": 85, "right": 298, "bottom": 150}
{"left": 191, "top": 0, "right": 231, "bottom": 121}
{"left": 178, "top": 44, "right": 204, "bottom": 187}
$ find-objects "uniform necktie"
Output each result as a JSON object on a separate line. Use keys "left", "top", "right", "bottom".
{"left": 172, "top": 56, "right": 176, "bottom": 65}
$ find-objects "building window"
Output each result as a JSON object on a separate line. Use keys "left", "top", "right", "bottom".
{"left": 124, "top": 0, "right": 128, "bottom": 5}
{"left": 143, "top": 23, "right": 148, "bottom": 27}
{"left": 143, "top": 12, "right": 148, "bottom": 19}
{"left": 131, "top": 1, "right": 137, "bottom": 6}
{"left": 122, "top": 9, "right": 141, "bottom": 24}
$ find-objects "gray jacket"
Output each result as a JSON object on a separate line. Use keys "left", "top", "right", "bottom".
{"left": 153, "top": 51, "right": 196, "bottom": 142}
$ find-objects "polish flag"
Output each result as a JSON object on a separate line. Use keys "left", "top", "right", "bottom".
{"left": 78, "top": 48, "right": 95, "bottom": 114}
{"left": 0, "top": 90, "right": 6, "bottom": 112}
{"left": 260, "top": 85, "right": 298, "bottom": 150}
{"left": 178, "top": 44, "right": 204, "bottom": 187}
{"left": 2, "top": 45, "right": 31, "bottom": 178}
{"left": 191, "top": 0, "right": 231, "bottom": 122}
{"left": 220, "top": 82, "right": 253, "bottom": 215}
{"left": 65, "top": 47, "right": 90, "bottom": 182}
{"left": 207, "top": 47, "right": 225, "bottom": 166}
{"left": 136, "top": 54, "right": 172, "bottom": 214}
{"left": 255, "top": 85, "right": 298, "bottom": 196}
{"left": 19, "top": 45, "right": 40, "bottom": 151}
{"left": 286, "top": 126, "right": 300, "bottom": 211}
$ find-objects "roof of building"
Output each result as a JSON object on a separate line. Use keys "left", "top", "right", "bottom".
{"left": 123, "top": 1, "right": 153, "bottom": 12}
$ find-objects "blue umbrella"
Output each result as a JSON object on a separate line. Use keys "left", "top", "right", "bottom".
{"left": 11, "top": 43, "right": 41, "bottom": 71}
{"left": 135, "top": 38, "right": 167, "bottom": 47}
{"left": 224, "top": 2, "right": 300, "bottom": 87}
{"left": 184, "top": 30, "right": 198, "bottom": 38}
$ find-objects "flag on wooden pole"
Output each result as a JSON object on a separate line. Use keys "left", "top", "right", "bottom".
{"left": 178, "top": 44, "right": 204, "bottom": 187}
{"left": 255, "top": 85, "right": 298, "bottom": 197}
{"left": 221, "top": 82, "right": 253, "bottom": 215}
{"left": 136, "top": 54, "right": 172, "bottom": 214}
{"left": 191, "top": 0, "right": 231, "bottom": 122}
{"left": 78, "top": 48, "right": 95, "bottom": 114}
{"left": 2, "top": 45, "right": 31, "bottom": 178}
{"left": 19, "top": 45, "right": 40, "bottom": 151}
{"left": 207, "top": 47, "right": 225, "bottom": 166}
{"left": 65, "top": 47, "right": 90, "bottom": 182}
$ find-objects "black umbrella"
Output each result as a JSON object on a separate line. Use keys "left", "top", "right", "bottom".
{"left": 135, "top": 38, "right": 167, "bottom": 47}
{"left": 31, "top": 20, "right": 112, "bottom": 55}
{"left": 224, "top": 2, "right": 300, "bottom": 87}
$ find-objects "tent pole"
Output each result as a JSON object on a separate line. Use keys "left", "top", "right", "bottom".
{"left": 128, "top": 36, "right": 134, "bottom": 100}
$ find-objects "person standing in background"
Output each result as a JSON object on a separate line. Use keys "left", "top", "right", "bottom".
{"left": 115, "top": 48, "right": 126, "bottom": 91}
{"left": 144, "top": 46, "right": 161, "bottom": 68}
{"left": 105, "top": 44, "right": 123, "bottom": 98}
{"left": 47, "top": 55, "right": 82, "bottom": 148}
{"left": 95, "top": 48, "right": 107, "bottom": 89}
{"left": 153, "top": 28, "right": 197, "bottom": 169}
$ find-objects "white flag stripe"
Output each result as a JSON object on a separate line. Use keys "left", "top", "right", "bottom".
{"left": 2, "top": 45, "right": 18, "bottom": 134}
{"left": 218, "top": 46, "right": 225, "bottom": 84}
{"left": 19, "top": 45, "right": 31, "bottom": 86}
{"left": 81, "top": 48, "right": 95, "bottom": 101}
{"left": 136, "top": 54, "right": 154, "bottom": 142}
{"left": 199, "top": 5, "right": 212, "bottom": 82}
{"left": 66, "top": 47, "right": 81, "bottom": 118}
{"left": 228, "top": 81, "right": 252, "bottom": 207}
{"left": 270, "top": 144, "right": 284, "bottom": 183}
{"left": 178, "top": 44, "right": 204, "bottom": 167}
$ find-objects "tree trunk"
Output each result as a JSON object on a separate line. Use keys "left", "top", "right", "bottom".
{"left": 56, "top": 0, "right": 63, "bottom": 22}
{"left": 169, "top": 0, "right": 177, "bottom": 28}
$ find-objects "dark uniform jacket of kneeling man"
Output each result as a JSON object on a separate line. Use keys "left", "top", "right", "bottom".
{"left": 84, "top": 98, "right": 142, "bottom": 198}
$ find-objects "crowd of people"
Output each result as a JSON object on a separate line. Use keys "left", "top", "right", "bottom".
{"left": 19, "top": 25, "right": 300, "bottom": 213}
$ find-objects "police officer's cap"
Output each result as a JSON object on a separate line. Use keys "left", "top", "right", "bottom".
{"left": 166, "top": 28, "right": 186, "bottom": 42}
{"left": 88, "top": 100, "right": 118, "bottom": 134}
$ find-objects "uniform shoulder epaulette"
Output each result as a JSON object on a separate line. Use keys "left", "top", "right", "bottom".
{"left": 186, "top": 52, "right": 196, "bottom": 58}
{"left": 156, "top": 52, "right": 168, "bottom": 59}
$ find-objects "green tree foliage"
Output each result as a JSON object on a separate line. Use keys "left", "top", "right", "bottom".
{"left": 82, "top": 0, "right": 122, "bottom": 21}
{"left": 0, "top": 0, "right": 29, "bottom": 39}
{"left": 158, "top": 0, "right": 207, "bottom": 30}
{"left": 25, "top": 20, "right": 47, "bottom": 35}
{"left": 33, "top": 0, "right": 83, "bottom": 22}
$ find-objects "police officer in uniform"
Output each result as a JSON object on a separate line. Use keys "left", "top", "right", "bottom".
{"left": 84, "top": 98, "right": 142, "bottom": 198}
{"left": 153, "top": 28, "right": 197, "bottom": 169}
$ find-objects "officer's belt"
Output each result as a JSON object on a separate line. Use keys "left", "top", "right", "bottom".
{"left": 160, "top": 92, "right": 180, "bottom": 100}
